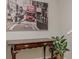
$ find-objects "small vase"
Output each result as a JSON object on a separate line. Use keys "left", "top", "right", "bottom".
{"left": 56, "top": 54, "right": 63, "bottom": 59}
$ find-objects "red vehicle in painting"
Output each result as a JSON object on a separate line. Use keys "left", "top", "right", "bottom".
{"left": 24, "top": 15, "right": 35, "bottom": 22}
{"left": 24, "top": 5, "right": 36, "bottom": 22}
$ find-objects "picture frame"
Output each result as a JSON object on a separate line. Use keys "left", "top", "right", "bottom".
{"left": 6, "top": 0, "right": 48, "bottom": 31}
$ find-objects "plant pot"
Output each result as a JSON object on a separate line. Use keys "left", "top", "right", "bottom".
{"left": 56, "top": 54, "right": 63, "bottom": 59}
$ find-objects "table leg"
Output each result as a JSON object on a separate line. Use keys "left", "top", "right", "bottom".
{"left": 11, "top": 46, "right": 16, "bottom": 59}
{"left": 43, "top": 45, "right": 46, "bottom": 59}
{"left": 51, "top": 50, "right": 53, "bottom": 59}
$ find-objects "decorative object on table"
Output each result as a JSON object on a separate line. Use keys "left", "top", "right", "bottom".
{"left": 49, "top": 35, "right": 69, "bottom": 59}
{"left": 6, "top": 0, "right": 48, "bottom": 31}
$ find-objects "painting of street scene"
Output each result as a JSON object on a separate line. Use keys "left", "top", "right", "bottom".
{"left": 6, "top": 0, "right": 48, "bottom": 31}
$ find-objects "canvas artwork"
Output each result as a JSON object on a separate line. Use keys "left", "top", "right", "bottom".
{"left": 6, "top": 0, "right": 48, "bottom": 31}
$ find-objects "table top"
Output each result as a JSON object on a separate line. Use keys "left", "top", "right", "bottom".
{"left": 7, "top": 38, "right": 53, "bottom": 45}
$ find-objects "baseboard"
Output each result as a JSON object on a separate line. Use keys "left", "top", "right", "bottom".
{"left": 34, "top": 56, "right": 50, "bottom": 59}
{"left": 34, "top": 56, "right": 67, "bottom": 59}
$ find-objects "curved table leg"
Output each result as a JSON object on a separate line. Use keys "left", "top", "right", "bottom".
{"left": 44, "top": 45, "right": 46, "bottom": 59}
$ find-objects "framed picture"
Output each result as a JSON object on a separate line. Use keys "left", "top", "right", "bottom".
{"left": 6, "top": 0, "right": 48, "bottom": 31}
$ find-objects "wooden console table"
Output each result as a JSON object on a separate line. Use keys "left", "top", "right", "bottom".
{"left": 7, "top": 38, "right": 53, "bottom": 59}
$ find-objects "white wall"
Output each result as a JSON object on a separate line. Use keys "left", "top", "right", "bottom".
{"left": 59, "top": 0, "right": 72, "bottom": 34}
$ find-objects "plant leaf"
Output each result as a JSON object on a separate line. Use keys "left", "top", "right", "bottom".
{"left": 51, "top": 36, "right": 56, "bottom": 39}
{"left": 63, "top": 42, "right": 67, "bottom": 49}
{"left": 61, "top": 35, "right": 64, "bottom": 39}
{"left": 56, "top": 36, "right": 59, "bottom": 41}
{"left": 61, "top": 39, "right": 67, "bottom": 43}
{"left": 65, "top": 48, "right": 70, "bottom": 51}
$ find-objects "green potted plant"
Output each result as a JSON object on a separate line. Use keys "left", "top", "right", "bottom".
{"left": 49, "top": 35, "right": 69, "bottom": 59}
